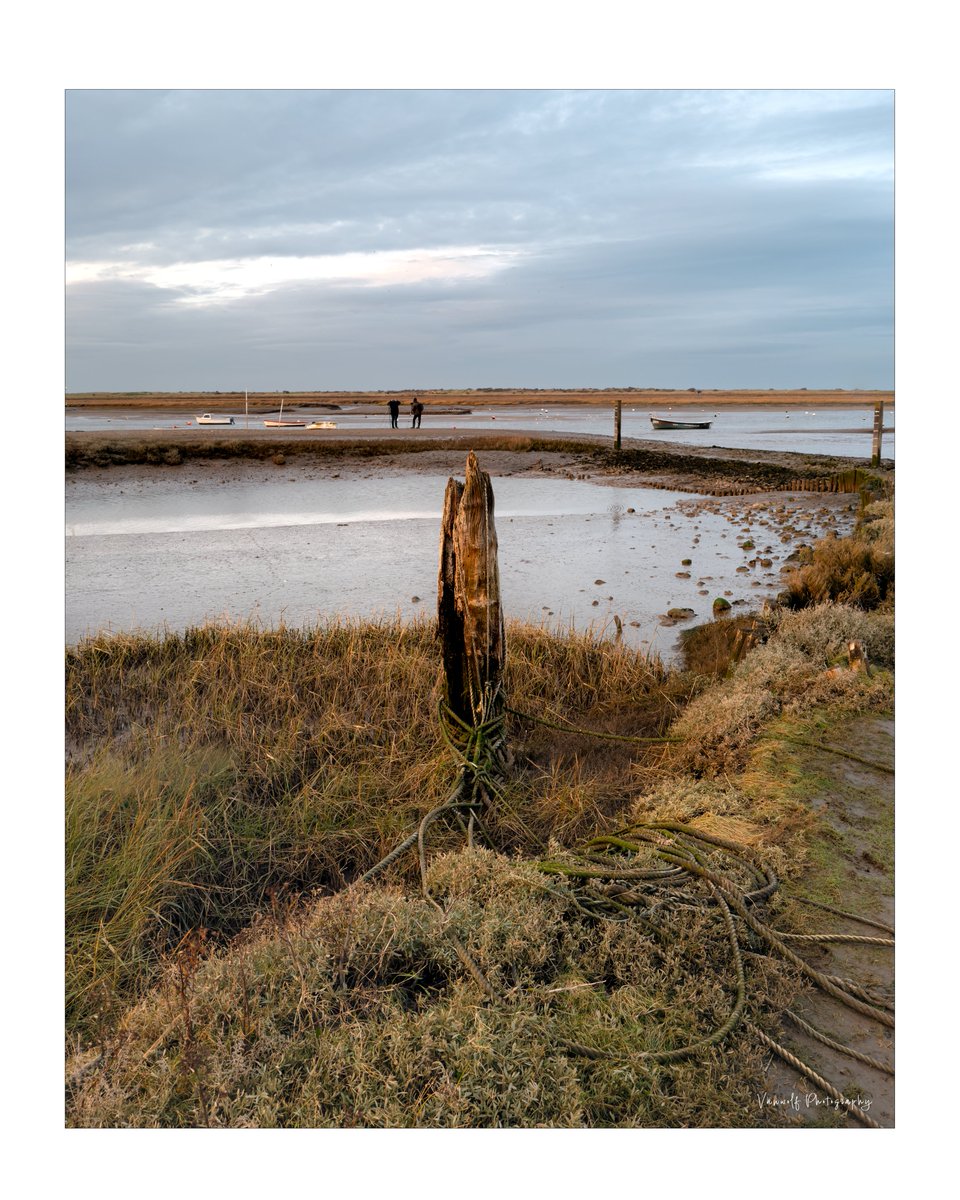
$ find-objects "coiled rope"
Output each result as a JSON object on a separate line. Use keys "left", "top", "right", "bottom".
{"left": 351, "top": 689, "right": 894, "bottom": 1126}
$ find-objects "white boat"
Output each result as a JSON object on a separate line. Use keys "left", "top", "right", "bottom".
{"left": 195, "top": 412, "right": 235, "bottom": 426}
{"left": 306, "top": 421, "right": 337, "bottom": 430}
{"left": 263, "top": 398, "right": 306, "bottom": 428}
{"left": 650, "top": 415, "right": 712, "bottom": 430}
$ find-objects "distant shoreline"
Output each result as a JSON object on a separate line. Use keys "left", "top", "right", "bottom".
{"left": 65, "top": 388, "right": 894, "bottom": 412}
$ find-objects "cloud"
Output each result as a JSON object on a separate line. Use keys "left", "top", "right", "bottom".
{"left": 65, "top": 89, "right": 893, "bottom": 390}
{"left": 66, "top": 245, "right": 525, "bottom": 303}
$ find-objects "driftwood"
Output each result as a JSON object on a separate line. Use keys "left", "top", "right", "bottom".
{"left": 437, "top": 451, "right": 505, "bottom": 728}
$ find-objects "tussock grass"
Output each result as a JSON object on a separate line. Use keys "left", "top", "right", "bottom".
{"left": 66, "top": 617, "right": 689, "bottom": 1036}
{"left": 66, "top": 849, "right": 793, "bottom": 1128}
{"left": 66, "top": 745, "right": 233, "bottom": 1039}
{"left": 669, "top": 605, "right": 894, "bottom": 777}
{"left": 780, "top": 500, "right": 893, "bottom": 610}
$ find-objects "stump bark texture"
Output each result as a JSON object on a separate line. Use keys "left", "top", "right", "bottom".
{"left": 437, "top": 451, "right": 505, "bottom": 727}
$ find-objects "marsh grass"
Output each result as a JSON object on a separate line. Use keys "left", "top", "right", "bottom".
{"left": 780, "top": 500, "right": 894, "bottom": 610}
{"left": 66, "top": 849, "right": 796, "bottom": 1128}
{"left": 66, "top": 617, "right": 690, "bottom": 1035}
{"left": 669, "top": 605, "right": 894, "bottom": 777}
{"left": 65, "top": 510, "right": 895, "bottom": 1128}
{"left": 64, "top": 434, "right": 597, "bottom": 471}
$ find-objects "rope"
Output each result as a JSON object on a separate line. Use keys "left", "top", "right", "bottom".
{"left": 778, "top": 932, "right": 895, "bottom": 947}
{"left": 785, "top": 893, "right": 895, "bottom": 936}
{"left": 506, "top": 703, "right": 681, "bottom": 744}
{"left": 768, "top": 735, "right": 894, "bottom": 775}
{"left": 748, "top": 1023, "right": 882, "bottom": 1129}
{"left": 347, "top": 600, "right": 895, "bottom": 1124}
{"left": 784, "top": 1010, "right": 893, "bottom": 1076}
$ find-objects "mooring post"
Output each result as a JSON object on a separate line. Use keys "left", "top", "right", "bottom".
{"left": 437, "top": 451, "right": 506, "bottom": 732}
{"left": 614, "top": 396, "right": 622, "bottom": 451}
{"left": 871, "top": 401, "right": 884, "bottom": 467}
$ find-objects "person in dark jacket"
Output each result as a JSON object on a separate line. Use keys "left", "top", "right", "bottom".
{"left": 387, "top": 398, "right": 400, "bottom": 428}
{"left": 411, "top": 398, "right": 424, "bottom": 428}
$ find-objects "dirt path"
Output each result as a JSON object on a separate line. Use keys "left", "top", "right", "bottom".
{"left": 760, "top": 715, "right": 894, "bottom": 1127}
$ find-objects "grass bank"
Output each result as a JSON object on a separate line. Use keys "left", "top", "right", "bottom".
{"left": 65, "top": 508, "right": 894, "bottom": 1127}
{"left": 65, "top": 431, "right": 894, "bottom": 502}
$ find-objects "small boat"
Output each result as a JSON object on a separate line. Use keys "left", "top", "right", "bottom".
{"left": 650, "top": 416, "right": 712, "bottom": 430}
{"left": 305, "top": 421, "right": 337, "bottom": 430}
{"left": 263, "top": 398, "right": 306, "bottom": 428}
{"left": 195, "top": 413, "right": 235, "bottom": 425}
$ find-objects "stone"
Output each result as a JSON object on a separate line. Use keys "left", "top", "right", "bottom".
{"left": 666, "top": 607, "right": 695, "bottom": 620}
{"left": 713, "top": 597, "right": 732, "bottom": 613}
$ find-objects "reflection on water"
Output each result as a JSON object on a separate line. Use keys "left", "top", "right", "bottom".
{"left": 66, "top": 472, "right": 858, "bottom": 654}
{"left": 68, "top": 474, "right": 678, "bottom": 537}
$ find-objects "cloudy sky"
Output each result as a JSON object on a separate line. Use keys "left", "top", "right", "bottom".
{"left": 65, "top": 89, "right": 893, "bottom": 392}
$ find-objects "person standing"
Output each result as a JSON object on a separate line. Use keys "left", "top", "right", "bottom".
{"left": 411, "top": 397, "right": 424, "bottom": 428}
{"left": 387, "top": 397, "right": 400, "bottom": 428}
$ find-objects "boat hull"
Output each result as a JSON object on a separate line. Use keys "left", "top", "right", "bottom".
{"left": 195, "top": 414, "right": 234, "bottom": 425}
{"left": 263, "top": 420, "right": 307, "bottom": 428}
{"left": 650, "top": 417, "right": 712, "bottom": 430}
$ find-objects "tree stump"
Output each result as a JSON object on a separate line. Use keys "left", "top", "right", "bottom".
{"left": 437, "top": 451, "right": 505, "bottom": 729}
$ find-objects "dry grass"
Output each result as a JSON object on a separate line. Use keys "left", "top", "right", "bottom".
{"left": 66, "top": 849, "right": 795, "bottom": 1128}
{"left": 780, "top": 500, "right": 893, "bottom": 610}
{"left": 65, "top": 508, "right": 895, "bottom": 1128}
{"left": 669, "top": 605, "right": 893, "bottom": 777}
{"left": 66, "top": 617, "right": 689, "bottom": 1036}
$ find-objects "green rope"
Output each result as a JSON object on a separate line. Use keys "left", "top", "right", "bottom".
{"left": 766, "top": 734, "right": 894, "bottom": 775}
{"left": 506, "top": 703, "right": 681, "bottom": 744}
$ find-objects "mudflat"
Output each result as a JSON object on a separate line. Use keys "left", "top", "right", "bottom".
{"left": 66, "top": 388, "right": 894, "bottom": 412}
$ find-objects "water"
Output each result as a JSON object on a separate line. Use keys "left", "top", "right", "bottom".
{"left": 66, "top": 470, "right": 857, "bottom": 652}
{"left": 65, "top": 403, "right": 894, "bottom": 460}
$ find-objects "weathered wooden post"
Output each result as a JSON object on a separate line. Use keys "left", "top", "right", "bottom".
{"left": 871, "top": 401, "right": 884, "bottom": 467}
{"left": 437, "top": 451, "right": 506, "bottom": 733}
{"left": 614, "top": 395, "right": 622, "bottom": 451}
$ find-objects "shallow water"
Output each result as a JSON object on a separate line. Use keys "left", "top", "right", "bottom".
{"left": 65, "top": 404, "right": 895, "bottom": 460}
{"left": 66, "top": 471, "right": 857, "bottom": 654}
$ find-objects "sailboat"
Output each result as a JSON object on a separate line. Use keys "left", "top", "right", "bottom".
{"left": 263, "top": 396, "right": 306, "bottom": 428}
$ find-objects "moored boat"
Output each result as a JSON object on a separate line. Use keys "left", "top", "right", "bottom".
{"left": 650, "top": 416, "right": 712, "bottom": 430}
{"left": 305, "top": 421, "right": 337, "bottom": 429}
{"left": 263, "top": 398, "right": 307, "bottom": 428}
{"left": 195, "top": 413, "right": 235, "bottom": 425}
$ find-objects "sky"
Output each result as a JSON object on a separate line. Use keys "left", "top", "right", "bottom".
{"left": 65, "top": 88, "right": 893, "bottom": 392}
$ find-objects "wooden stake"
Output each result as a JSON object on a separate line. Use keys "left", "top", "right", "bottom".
{"left": 437, "top": 452, "right": 505, "bottom": 727}
{"left": 614, "top": 396, "right": 622, "bottom": 451}
{"left": 871, "top": 401, "right": 884, "bottom": 467}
